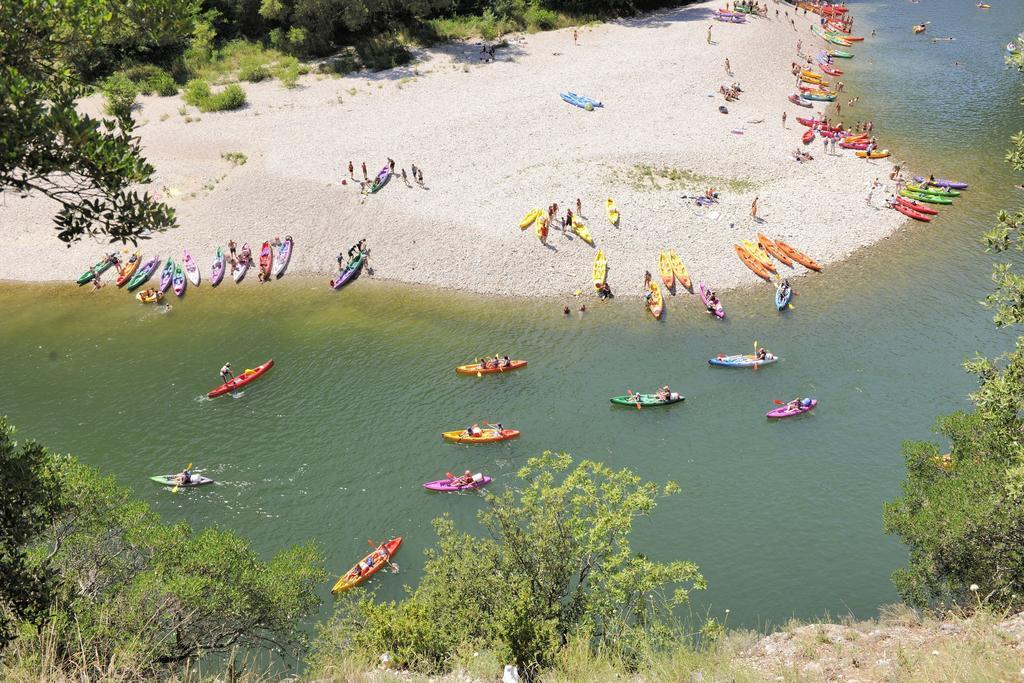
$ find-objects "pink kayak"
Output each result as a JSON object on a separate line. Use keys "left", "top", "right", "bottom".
{"left": 422, "top": 475, "right": 492, "bottom": 492}
{"left": 699, "top": 280, "right": 725, "bottom": 319}
{"left": 766, "top": 398, "right": 817, "bottom": 419}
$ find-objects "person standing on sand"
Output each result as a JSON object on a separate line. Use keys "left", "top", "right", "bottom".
{"left": 782, "top": 111, "right": 787, "bottom": 127}
{"left": 417, "top": 168, "right": 424, "bottom": 184}
{"left": 750, "top": 197, "right": 759, "bottom": 220}
{"left": 725, "top": 58, "right": 731, "bottom": 76}
{"left": 348, "top": 161, "right": 354, "bottom": 178}
{"left": 837, "top": 81, "right": 844, "bottom": 92}
{"left": 823, "top": 137, "right": 829, "bottom": 155}
{"left": 401, "top": 168, "right": 408, "bottom": 186}
{"left": 361, "top": 162, "right": 367, "bottom": 180}
{"left": 576, "top": 198, "right": 582, "bottom": 216}
{"left": 388, "top": 157, "right": 395, "bottom": 172}
{"left": 411, "top": 162, "right": 418, "bottom": 179}
{"left": 707, "top": 25, "right": 712, "bottom": 45}
{"left": 830, "top": 136, "right": 837, "bottom": 154}
{"left": 573, "top": 29, "right": 578, "bottom": 45}
{"left": 228, "top": 240, "right": 237, "bottom": 258}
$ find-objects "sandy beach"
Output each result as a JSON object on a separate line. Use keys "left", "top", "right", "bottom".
{"left": 0, "top": 0, "right": 905, "bottom": 296}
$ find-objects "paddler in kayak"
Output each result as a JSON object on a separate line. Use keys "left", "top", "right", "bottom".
{"left": 220, "top": 362, "right": 234, "bottom": 383}
{"left": 655, "top": 386, "right": 677, "bottom": 401}
{"left": 463, "top": 424, "right": 483, "bottom": 438}
{"left": 448, "top": 470, "right": 474, "bottom": 486}
{"left": 175, "top": 468, "right": 193, "bottom": 485}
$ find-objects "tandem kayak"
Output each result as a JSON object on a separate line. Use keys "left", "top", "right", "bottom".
{"left": 894, "top": 202, "right": 933, "bottom": 222}
{"left": 646, "top": 279, "right": 664, "bottom": 319}
{"left": 76, "top": 256, "right": 115, "bottom": 285}
{"left": 115, "top": 251, "right": 141, "bottom": 287}
{"left": 159, "top": 258, "right": 175, "bottom": 293}
{"left": 593, "top": 249, "right": 607, "bottom": 289}
{"left": 127, "top": 256, "right": 160, "bottom": 291}
{"left": 150, "top": 474, "right": 214, "bottom": 487}
{"left": 370, "top": 166, "right": 391, "bottom": 193}
{"left": 609, "top": 393, "right": 684, "bottom": 406}
{"left": 456, "top": 360, "right": 527, "bottom": 375}
{"left": 896, "top": 196, "right": 939, "bottom": 215}
{"left": 900, "top": 189, "right": 953, "bottom": 205}
{"left": 519, "top": 208, "right": 542, "bottom": 229}
{"left": 211, "top": 247, "right": 225, "bottom": 287}
{"left": 332, "top": 537, "right": 402, "bottom": 594}
{"left": 183, "top": 250, "right": 201, "bottom": 286}
{"left": 234, "top": 243, "right": 251, "bottom": 283}
{"left": 766, "top": 398, "right": 817, "bottom": 419}
{"left": 273, "top": 236, "right": 293, "bottom": 279}
{"left": 606, "top": 198, "right": 619, "bottom": 225}
{"left": 207, "top": 359, "right": 274, "bottom": 398}
{"left": 708, "top": 354, "right": 778, "bottom": 368}
{"left": 258, "top": 241, "right": 273, "bottom": 280}
{"left": 668, "top": 250, "right": 691, "bottom": 290}
{"left": 172, "top": 262, "right": 187, "bottom": 297}
{"left": 442, "top": 428, "right": 520, "bottom": 444}
{"left": 699, "top": 280, "right": 725, "bottom": 319}
{"left": 758, "top": 233, "right": 793, "bottom": 267}
{"left": 913, "top": 175, "right": 968, "bottom": 190}
{"left": 735, "top": 244, "right": 772, "bottom": 280}
{"left": 775, "top": 282, "right": 793, "bottom": 310}
{"left": 906, "top": 183, "right": 960, "bottom": 197}
{"left": 136, "top": 289, "right": 163, "bottom": 303}
{"left": 330, "top": 251, "right": 366, "bottom": 290}
{"left": 773, "top": 240, "right": 822, "bottom": 272}
{"left": 422, "top": 475, "right": 492, "bottom": 492}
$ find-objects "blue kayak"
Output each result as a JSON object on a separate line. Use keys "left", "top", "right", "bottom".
{"left": 775, "top": 284, "right": 792, "bottom": 311}
{"left": 560, "top": 92, "right": 602, "bottom": 109}
{"left": 708, "top": 354, "right": 779, "bottom": 368}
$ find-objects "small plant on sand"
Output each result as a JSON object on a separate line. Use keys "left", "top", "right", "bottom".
{"left": 183, "top": 79, "right": 247, "bottom": 112}
{"left": 221, "top": 152, "right": 247, "bottom": 166}
{"left": 101, "top": 74, "right": 137, "bottom": 118}
{"left": 617, "top": 164, "right": 757, "bottom": 194}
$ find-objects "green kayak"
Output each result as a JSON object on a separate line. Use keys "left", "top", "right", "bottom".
{"left": 906, "top": 183, "right": 961, "bottom": 197}
{"left": 610, "top": 393, "right": 684, "bottom": 407}
{"left": 828, "top": 50, "right": 854, "bottom": 58}
{"left": 900, "top": 189, "right": 954, "bottom": 205}
{"left": 149, "top": 474, "right": 214, "bottom": 487}
{"left": 76, "top": 256, "right": 114, "bottom": 285}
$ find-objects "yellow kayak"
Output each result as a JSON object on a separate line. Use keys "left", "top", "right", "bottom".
{"left": 593, "top": 249, "right": 607, "bottom": 289}
{"left": 606, "top": 198, "right": 619, "bottom": 225}
{"left": 800, "top": 69, "right": 824, "bottom": 80}
{"left": 657, "top": 251, "right": 674, "bottom": 289}
{"left": 741, "top": 239, "right": 777, "bottom": 272}
{"left": 856, "top": 149, "right": 891, "bottom": 159}
{"left": 135, "top": 288, "right": 163, "bottom": 303}
{"left": 571, "top": 216, "right": 593, "bottom": 245}
{"left": 646, "top": 279, "right": 663, "bottom": 319}
{"left": 667, "top": 250, "right": 691, "bottom": 290}
{"left": 442, "top": 428, "right": 520, "bottom": 444}
{"left": 519, "top": 208, "right": 541, "bottom": 229}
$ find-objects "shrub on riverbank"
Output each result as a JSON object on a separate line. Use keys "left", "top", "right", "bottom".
{"left": 183, "top": 79, "right": 247, "bottom": 112}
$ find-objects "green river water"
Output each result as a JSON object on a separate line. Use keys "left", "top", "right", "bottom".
{"left": 1, "top": 0, "right": 1023, "bottom": 634}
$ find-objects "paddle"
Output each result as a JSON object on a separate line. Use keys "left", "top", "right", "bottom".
{"left": 172, "top": 462, "right": 193, "bottom": 494}
{"left": 753, "top": 340, "right": 759, "bottom": 371}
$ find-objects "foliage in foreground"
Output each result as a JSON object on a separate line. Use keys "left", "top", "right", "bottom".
{"left": 0, "top": 418, "right": 327, "bottom": 679}
{"left": 884, "top": 30, "right": 1024, "bottom": 612}
{"left": 0, "top": 0, "right": 178, "bottom": 244}
{"left": 311, "top": 452, "right": 704, "bottom": 679}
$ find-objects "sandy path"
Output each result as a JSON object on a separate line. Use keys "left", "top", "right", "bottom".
{"left": 0, "top": 1, "right": 905, "bottom": 296}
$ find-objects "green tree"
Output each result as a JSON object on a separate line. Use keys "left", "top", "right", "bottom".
{"left": 0, "top": 419, "right": 66, "bottom": 647}
{"left": 0, "top": 0, "right": 178, "bottom": 244}
{"left": 884, "top": 32, "right": 1024, "bottom": 610}
{"left": 312, "top": 452, "right": 704, "bottom": 679}
{"left": 0, "top": 418, "right": 327, "bottom": 677}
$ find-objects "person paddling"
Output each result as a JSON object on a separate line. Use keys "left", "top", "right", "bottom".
{"left": 175, "top": 468, "right": 192, "bottom": 485}
{"left": 220, "top": 362, "right": 234, "bottom": 383}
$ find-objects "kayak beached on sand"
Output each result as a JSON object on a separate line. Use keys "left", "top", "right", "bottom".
{"left": 211, "top": 247, "right": 225, "bottom": 287}
{"left": 331, "top": 537, "right": 402, "bottom": 594}
{"left": 207, "top": 359, "right": 274, "bottom": 398}
{"left": 273, "top": 237, "right": 293, "bottom": 278}
{"left": 76, "top": 255, "right": 115, "bottom": 285}
{"left": 331, "top": 251, "right": 366, "bottom": 290}
{"left": 127, "top": 256, "right": 160, "bottom": 291}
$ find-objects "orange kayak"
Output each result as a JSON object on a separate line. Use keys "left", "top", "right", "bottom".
{"left": 455, "top": 360, "right": 527, "bottom": 375}
{"left": 443, "top": 428, "right": 520, "bottom": 444}
{"left": 735, "top": 245, "right": 772, "bottom": 281}
{"left": 757, "top": 233, "right": 793, "bottom": 267}
{"left": 774, "top": 240, "right": 822, "bottom": 272}
{"left": 658, "top": 251, "right": 674, "bottom": 289}
{"left": 331, "top": 537, "right": 402, "bottom": 594}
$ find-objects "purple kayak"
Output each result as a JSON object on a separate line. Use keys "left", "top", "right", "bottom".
{"left": 422, "top": 475, "right": 492, "bottom": 492}
{"left": 766, "top": 398, "right": 817, "bottom": 419}
{"left": 913, "top": 175, "right": 968, "bottom": 190}
{"left": 699, "top": 280, "right": 725, "bottom": 319}
{"left": 330, "top": 250, "right": 365, "bottom": 290}
{"left": 159, "top": 258, "right": 175, "bottom": 293}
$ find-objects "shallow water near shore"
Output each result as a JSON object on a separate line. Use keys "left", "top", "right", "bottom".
{"left": 2, "top": 0, "right": 1024, "bottom": 638}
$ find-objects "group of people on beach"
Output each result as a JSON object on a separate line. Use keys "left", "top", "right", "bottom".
{"left": 87, "top": 253, "right": 122, "bottom": 291}
{"left": 723, "top": 1, "right": 768, "bottom": 17}
{"left": 719, "top": 82, "right": 743, "bottom": 102}
{"left": 337, "top": 239, "right": 368, "bottom": 268}
{"left": 347, "top": 159, "right": 425, "bottom": 190}
{"left": 225, "top": 239, "right": 254, "bottom": 280}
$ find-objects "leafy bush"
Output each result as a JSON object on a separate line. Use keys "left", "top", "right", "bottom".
{"left": 524, "top": 4, "right": 562, "bottom": 31}
{"left": 355, "top": 34, "right": 412, "bottom": 71}
{"left": 238, "top": 58, "right": 271, "bottom": 82}
{"left": 101, "top": 74, "right": 137, "bottom": 118}
{"left": 115, "top": 65, "right": 178, "bottom": 96}
{"left": 183, "top": 79, "right": 247, "bottom": 112}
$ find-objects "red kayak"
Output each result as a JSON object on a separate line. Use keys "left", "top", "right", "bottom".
{"left": 207, "top": 359, "right": 274, "bottom": 398}
{"left": 839, "top": 140, "right": 870, "bottom": 150}
{"left": 802, "top": 128, "right": 815, "bottom": 144}
{"left": 259, "top": 242, "right": 273, "bottom": 280}
{"left": 894, "top": 203, "right": 932, "bottom": 222}
{"left": 788, "top": 94, "right": 813, "bottom": 108}
{"left": 820, "top": 64, "right": 843, "bottom": 76}
{"left": 896, "top": 195, "right": 939, "bottom": 215}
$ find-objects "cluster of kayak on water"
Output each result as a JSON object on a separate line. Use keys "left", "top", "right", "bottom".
{"left": 151, "top": 344, "right": 816, "bottom": 594}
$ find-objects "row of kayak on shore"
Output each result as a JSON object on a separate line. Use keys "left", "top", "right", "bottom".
{"left": 76, "top": 238, "right": 293, "bottom": 301}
